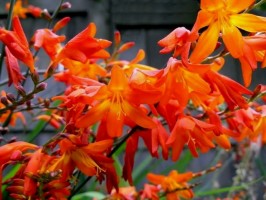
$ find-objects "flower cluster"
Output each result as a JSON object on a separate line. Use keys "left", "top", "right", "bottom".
{"left": 0, "top": 0, "right": 266, "bottom": 199}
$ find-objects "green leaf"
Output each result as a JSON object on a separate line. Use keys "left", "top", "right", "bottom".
{"left": 113, "top": 154, "right": 129, "bottom": 187}
{"left": 196, "top": 177, "right": 265, "bottom": 197}
{"left": 71, "top": 191, "right": 105, "bottom": 200}
{"left": 133, "top": 153, "right": 153, "bottom": 183}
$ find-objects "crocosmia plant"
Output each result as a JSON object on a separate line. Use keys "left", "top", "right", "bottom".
{"left": 1, "top": 0, "right": 266, "bottom": 199}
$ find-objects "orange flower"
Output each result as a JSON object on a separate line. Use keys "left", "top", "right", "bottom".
{"left": 123, "top": 118, "right": 169, "bottom": 184}
{"left": 204, "top": 70, "right": 252, "bottom": 110}
{"left": 59, "top": 58, "right": 107, "bottom": 80}
{"left": 5, "top": 46, "right": 25, "bottom": 88}
{"left": 140, "top": 184, "right": 160, "bottom": 200}
{"left": 158, "top": 27, "right": 192, "bottom": 57}
{"left": 109, "top": 186, "right": 137, "bottom": 200}
{"left": 147, "top": 170, "right": 194, "bottom": 200}
{"left": 32, "top": 29, "right": 65, "bottom": 60}
{"left": 76, "top": 65, "right": 156, "bottom": 137}
{"left": 49, "top": 136, "right": 118, "bottom": 192}
{"left": 190, "top": 0, "right": 266, "bottom": 63}
{"left": 52, "top": 23, "right": 111, "bottom": 66}
{"left": 0, "top": 141, "right": 37, "bottom": 200}
{"left": 0, "top": 16, "right": 35, "bottom": 73}
{"left": 239, "top": 34, "right": 266, "bottom": 86}
{"left": 167, "top": 115, "right": 216, "bottom": 161}
{"left": 6, "top": 0, "right": 28, "bottom": 19}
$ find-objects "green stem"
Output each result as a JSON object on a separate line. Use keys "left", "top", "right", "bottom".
{"left": 246, "top": 0, "right": 266, "bottom": 12}
{"left": 0, "top": 0, "right": 16, "bottom": 77}
{"left": 47, "top": 0, "right": 65, "bottom": 28}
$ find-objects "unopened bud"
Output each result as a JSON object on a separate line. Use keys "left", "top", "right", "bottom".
{"left": 53, "top": 17, "right": 71, "bottom": 32}
{"left": 44, "top": 98, "right": 50, "bottom": 108}
{"left": 31, "top": 71, "right": 39, "bottom": 85}
{"left": 6, "top": 93, "right": 15, "bottom": 102}
{"left": 0, "top": 96, "right": 9, "bottom": 106}
{"left": 117, "top": 42, "right": 135, "bottom": 53}
{"left": 41, "top": 9, "right": 52, "bottom": 21}
{"left": 26, "top": 101, "right": 32, "bottom": 110}
{"left": 114, "top": 31, "right": 121, "bottom": 46}
{"left": 60, "top": 2, "right": 72, "bottom": 10}
{"left": 16, "top": 85, "right": 26, "bottom": 97}
{"left": 35, "top": 82, "right": 47, "bottom": 92}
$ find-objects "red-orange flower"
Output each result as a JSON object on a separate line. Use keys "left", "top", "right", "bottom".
{"left": 33, "top": 29, "right": 65, "bottom": 60}
{"left": 49, "top": 136, "right": 118, "bottom": 192}
{"left": 52, "top": 23, "right": 111, "bottom": 66}
{"left": 167, "top": 115, "right": 216, "bottom": 161}
{"left": 6, "top": 0, "right": 28, "bottom": 19}
{"left": 0, "top": 141, "right": 37, "bottom": 200}
{"left": 76, "top": 65, "right": 156, "bottom": 137}
{"left": 5, "top": 46, "right": 25, "bottom": 88}
{"left": 123, "top": 118, "right": 169, "bottom": 184}
{"left": 0, "top": 16, "right": 35, "bottom": 73}
{"left": 147, "top": 170, "right": 194, "bottom": 200}
{"left": 158, "top": 27, "right": 192, "bottom": 57}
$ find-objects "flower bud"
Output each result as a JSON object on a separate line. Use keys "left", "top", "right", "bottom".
{"left": 60, "top": 2, "right": 72, "bottom": 10}
{"left": 0, "top": 96, "right": 9, "bottom": 106}
{"left": 16, "top": 85, "right": 27, "bottom": 97}
{"left": 26, "top": 101, "right": 32, "bottom": 110}
{"left": 35, "top": 82, "right": 47, "bottom": 92}
{"left": 6, "top": 93, "right": 16, "bottom": 102}
{"left": 41, "top": 9, "right": 52, "bottom": 21}
{"left": 53, "top": 17, "right": 71, "bottom": 32}
{"left": 31, "top": 71, "right": 39, "bottom": 85}
{"left": 114, "top": 31, "right": 121, "bottom": 46}
{"left": 117, "top": 42, "right": 135, "bottom": 53}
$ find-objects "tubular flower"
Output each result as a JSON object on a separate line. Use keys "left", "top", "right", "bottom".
{"left": 204, "top": 70, "right": 253, "bottom": 110}
{"left": 140, "top": 184, "right": 160, "bottom": 200}
{"left": 59, "top": 58, "right": 107, "bottom": 80}
{"left": 0, "top": 141, "right": 37, "bottom": 200}
{"left": 190, "top": 0, "right": 266, "bottom": 63}
{"left": 0, "top": 16, "right": 35, "bottom": 73}
{"left": 48, "top": 23, "right": 111, "bottom": 75}
{"left": 5, "top": 46, "right": 25, "bottom": 88}
{"left": 147, "top": 170, "right": 194, "bottom": 200}
{"left": 76, "top": 65, "right": 156, "bottom": 137}
{"left": 123, "top": 118, "right": 169, "bottom": 184}
{"left": 167, "top": 115, "right": 216, "bottom": 161}
{"left": 160, "top": 57, "right": 211, "bottom": 109}
{"left": 108, "top": 49, "right": 157, "bottom": 77}
{"left": 32, "top": 29, "right": 66, "bottom": 60}
{"left": 239, "top": 34, "right": 266, "bottom": 86}
{"left": 109, "top": 186, "right": 137, "bottom": 200}
{"left": 49, "top": 136, "right": 118, "bottom": 192}
{"left": 5, "top": 0, "right": 28, "bottom": 19}
{"left": 158, "top": 27, "right": 192, "bottom": 57}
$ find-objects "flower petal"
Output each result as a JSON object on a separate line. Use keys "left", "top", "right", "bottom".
{"left": 222, "top": 22, "right": 244, "bottom": 58}
{"left": 226, "top": 0, "right": 255, "bottom": 13}
{"left": 122, "top": 101, "right": 156, "bottom": 129}
{"left": 76, "top": 100, "right": 110, "bottom": 128}
{"left": 190, "top": 21, "right": 220, "bottom": 63}
{"left": 230, "top": 13, "right": 266, "bottom": 32}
